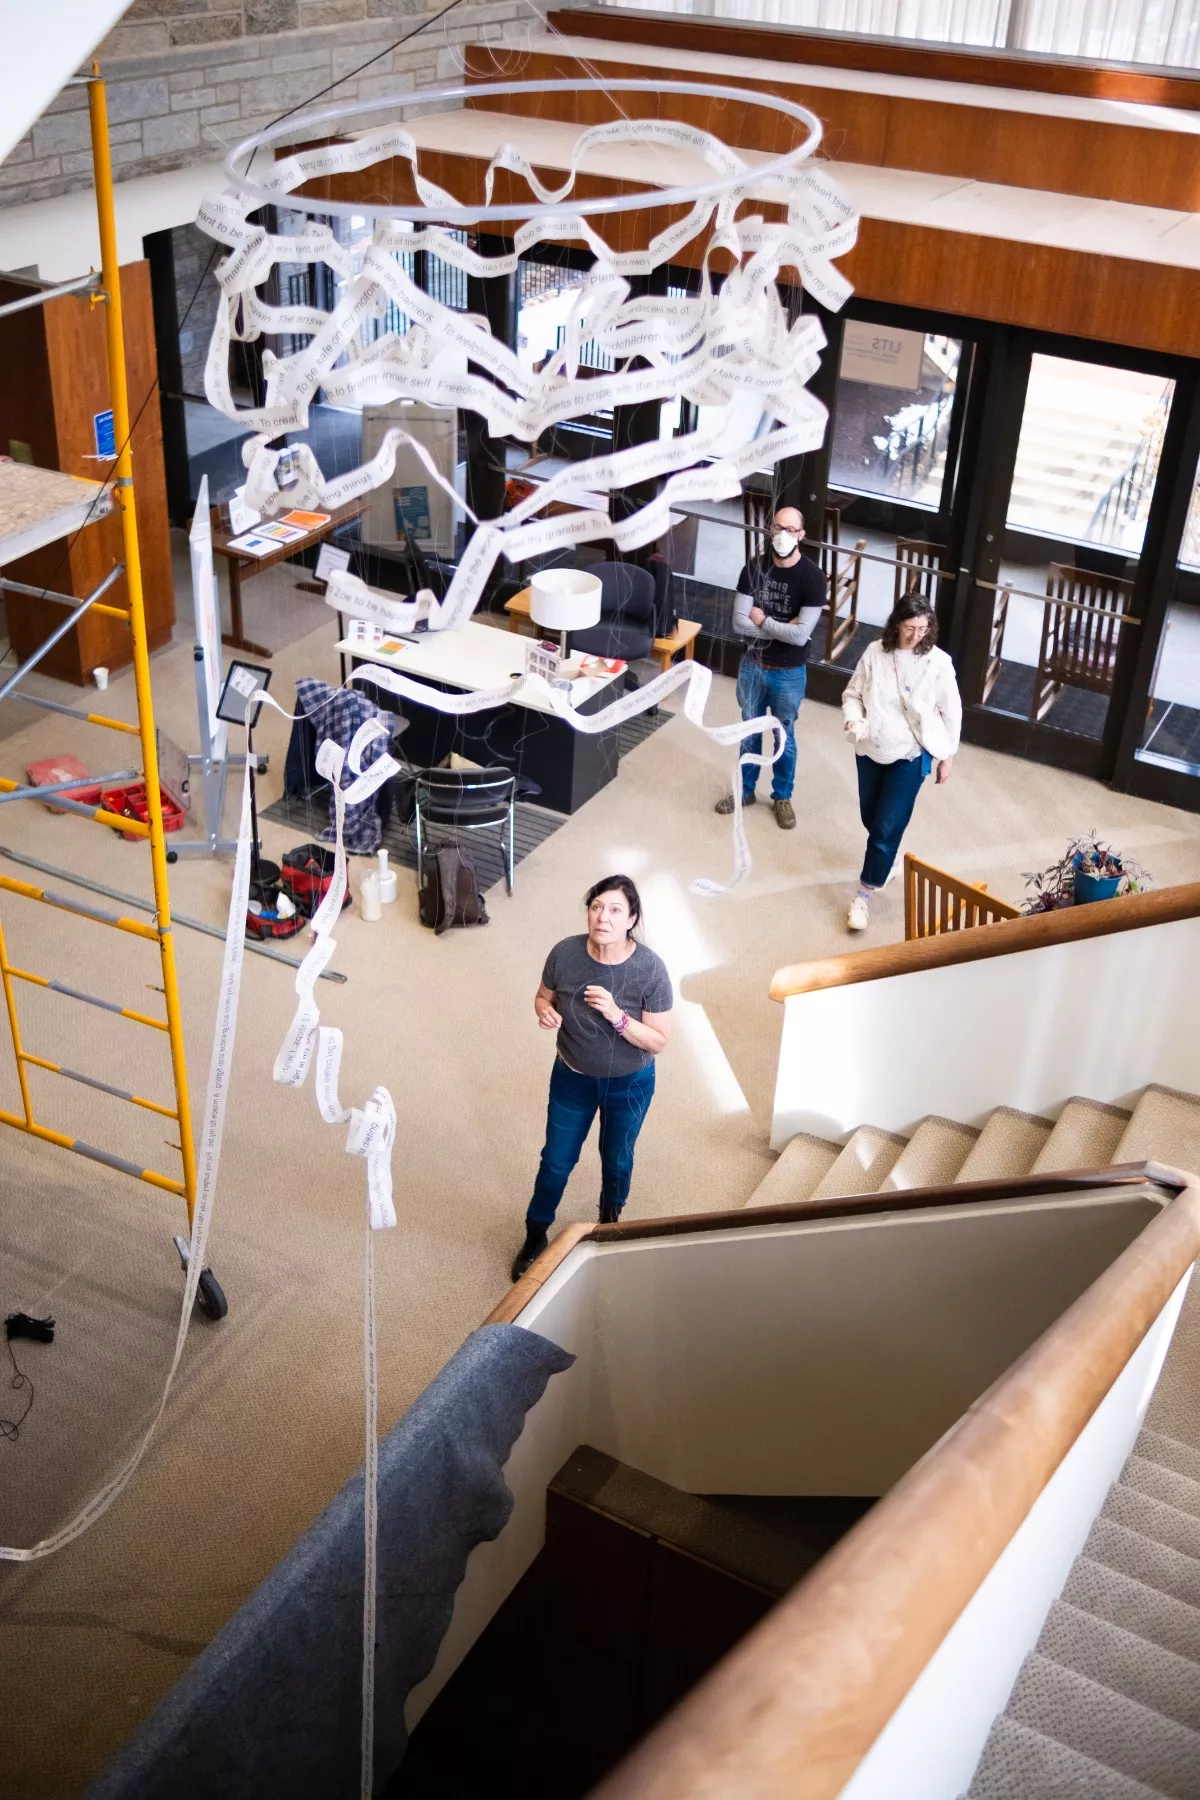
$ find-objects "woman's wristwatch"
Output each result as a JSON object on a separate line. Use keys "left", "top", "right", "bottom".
{"left": 614, "top": 1010, "right": 630, "bottom": 1035}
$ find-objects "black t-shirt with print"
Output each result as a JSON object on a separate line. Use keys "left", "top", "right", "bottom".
{"left": 737, "top": 554, "right": 828, "bottom": 669}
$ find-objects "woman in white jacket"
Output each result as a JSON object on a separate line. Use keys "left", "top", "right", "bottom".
{"left": 841, "top": 593, "right": 962, "bottom": 932}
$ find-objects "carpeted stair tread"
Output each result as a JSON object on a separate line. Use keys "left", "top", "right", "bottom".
{"left": 955, "top": 1107, "right": 1053, "bottom": 1184}
{"left": 1123, "top": 1454, "right": 1200, "bottom": 1522}
{"left": 1105, "top": 1483, "right": 1200, "bottom": 1563}
{"left": 1145, "top": 1276, "right": 1200, "bottom": 1452}
{"left": 1064, "top": 1557, "right": 1200, "bottom": 1668}
{"left": 880, "top": 1115, "right": 979, "bottom": 1190}
{"left": 1031, "top": 1097, "right": 1133, "bottom": 1174}
{"left": 742, "top": 1133, "right": 840, "bottom": 1210}
{"left": 1112, "top": 1084, "right": 1200, "bottom": 1177}
{"left": 1004, "top": 1653, "right": 1200, "bottom": 1796}
{"left": 808, "top": 1124, "right": 908, "bottom": 1200}
{"left": 1085, "top": 1516, "right": 1200, "bottom": 1612}
{"left": 965, "top": 1715, "right": 1169, "bottom": 1799}
{"left": 1038, "top": 1599, "right": 1200, "bottom": 1732}
{"left": 1138, "top": 1430, "right": 1200, "bottom": 1489}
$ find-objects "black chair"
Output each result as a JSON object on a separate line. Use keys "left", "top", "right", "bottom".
{"left": 414, "top": 767, "right": 517, "bottom": 896}
{"left": 570, "top": 561, "right": 656, "bottom": 664}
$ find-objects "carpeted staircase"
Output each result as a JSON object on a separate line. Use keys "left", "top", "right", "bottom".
{"left": 752, "top": 1082, "right": 1200, "bottom": 1799}
{"left": 745, "top": 1083, "right": 1200, "bottom": 1215}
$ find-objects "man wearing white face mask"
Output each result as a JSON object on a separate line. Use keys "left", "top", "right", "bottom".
{"left": 715, "top": 504, "right": 828, "bottom": 829}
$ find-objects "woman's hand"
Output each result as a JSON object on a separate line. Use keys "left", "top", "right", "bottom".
{"left": 935, "top": 757, "right": 954, "bottom": 785}
{"left": 534, "top": 985, "right": 562, "bottom": 1030}
{"left": 584, "top": 984, "right": 623, "bottom": 1025}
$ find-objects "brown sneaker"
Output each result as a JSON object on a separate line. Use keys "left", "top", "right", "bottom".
{"left": 715, "top": 792, "right": 755, "bottom": 815}
{"left": 773, "top": 798, "right": 796, "bottom": 829}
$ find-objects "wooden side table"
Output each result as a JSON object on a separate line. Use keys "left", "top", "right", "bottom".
{"left": 209, "top": 496, "right": 370, "bottom": 656}
{"left": 505, "top": 586, "right": 702, "bottom": 674}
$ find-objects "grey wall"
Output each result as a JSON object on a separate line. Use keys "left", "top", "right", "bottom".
{"left": 0, "top": 0, "right": 581, "bottom": 213}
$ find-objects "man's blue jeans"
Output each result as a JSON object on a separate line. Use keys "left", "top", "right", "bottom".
{"left": 856, "top": 751, "right": 931, "bottom": 888}
{"left": 736, "top": 660, "right": 807, "bottom": 801}
{"left": 527, "top": 1057, "right": 656, "bottom": 1227}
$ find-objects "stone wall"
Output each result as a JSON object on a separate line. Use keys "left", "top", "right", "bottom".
{"left": 0, "top": 0, "right": 580, "bottom": 212}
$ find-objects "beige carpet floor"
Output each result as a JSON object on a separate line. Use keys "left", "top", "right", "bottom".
{"left": 2, "top": 560, "right": 1200, "bottom": 1796}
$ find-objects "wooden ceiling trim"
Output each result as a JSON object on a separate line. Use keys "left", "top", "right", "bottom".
{"left": 463, "top": 42, "right": 1200, "bottom": 211}
{"left": 544, "top": 7, "right": 1200, "bottom": 109}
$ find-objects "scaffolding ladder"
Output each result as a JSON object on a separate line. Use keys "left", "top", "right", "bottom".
{"left": 0, "top": 70, "right": 221, "bottom": 1319}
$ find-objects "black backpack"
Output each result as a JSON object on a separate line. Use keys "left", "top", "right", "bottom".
{"left": 418, "top": 847, "right": 489, "bottom": 934}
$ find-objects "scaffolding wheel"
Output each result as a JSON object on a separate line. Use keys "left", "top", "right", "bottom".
{"left": 173, "top": 1234, "right": 228, "bottom": 1323}
{"left": 196, "top": 1269, "right": 228, "bottom": 1322}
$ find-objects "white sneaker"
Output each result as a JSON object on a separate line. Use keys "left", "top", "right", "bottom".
{"left": 847, "top": 893, "right": 870, "bottom": 932}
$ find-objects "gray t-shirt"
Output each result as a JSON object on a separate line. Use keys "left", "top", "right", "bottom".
{"left": 542, "top": 935, "right": 673, "bottom": 1078}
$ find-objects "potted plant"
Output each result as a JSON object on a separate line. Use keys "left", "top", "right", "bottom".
{"left": 1022, "top": 834, "right": 1151, "bottom": 913}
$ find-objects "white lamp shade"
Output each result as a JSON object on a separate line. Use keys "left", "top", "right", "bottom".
{"left": 529, "top": 567, "right": 602, "bottom": 632}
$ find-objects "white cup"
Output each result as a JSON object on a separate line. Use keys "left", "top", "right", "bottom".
{"left": 93, "top": 666, "right": 109, "bottom": 691}
{"left": 359, "top": 872, "right": 382, "bottom": 922}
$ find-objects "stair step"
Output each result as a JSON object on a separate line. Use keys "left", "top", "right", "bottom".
{"left": 1085, "top": 1516, "right": 1200, "bottom": 1612}
{"left": 1038, "top": 1599, "right": 1200, "bottom": 1732}
{"left": 1030, "top": 1097, "right": 1132, "bottom": 1174}
{"left": 966, "top": 1715, "right": 1168, "bottom": 1798}
{"left": 1138, "top": 1430, "right": 1200, "bottom": 1489}
{"left": 1105, "top": 1483, "right": 1200, "bottom": 1564}
{"left": 881, "top": 1115, "right": 979, "bottom": 1190}
{"left": 1005, "top": 1653, "right": 1200, "bottom": 1796}
{"left": 742, "top": 1132, "right": 839, "bottom": 1210}
{"left": 1123, "top": 1454, "right": 1200, "bottom": 1523}
{"left": 1064, "top": 1556, "right": 1200, "bottom": 1668}
{"left": 1113, "top": 1084, "right": 1200, "bottom": 1177}
{"left": 955, "top": 1107, "right": 1053, "bottom": 1184}
{"left": 808, "top": 1125, "right": 907, "bottom": 1200}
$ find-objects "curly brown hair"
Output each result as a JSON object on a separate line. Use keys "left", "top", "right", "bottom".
{"left": 881, "top": 590, "right": 938, "bottom": 656}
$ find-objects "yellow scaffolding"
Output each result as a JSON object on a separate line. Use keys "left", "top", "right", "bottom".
{"left": 0, "top": 71, "right": 204, "bottom": 1296}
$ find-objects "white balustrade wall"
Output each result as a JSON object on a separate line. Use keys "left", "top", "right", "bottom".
{"left": 771, "top": 914, "right": 1200, "bottom": 1150}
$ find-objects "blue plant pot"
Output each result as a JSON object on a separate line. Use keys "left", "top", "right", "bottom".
{"left": 1073, "top": 858, "right": 1121, "bottom": 905}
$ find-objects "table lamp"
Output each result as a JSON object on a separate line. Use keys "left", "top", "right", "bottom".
{"left": 529, "top": 568, "right": 602, "bottom": 660}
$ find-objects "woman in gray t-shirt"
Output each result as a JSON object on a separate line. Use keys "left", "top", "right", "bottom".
{"left": 510, "top": 874, "right": 673, "bottom": 1282}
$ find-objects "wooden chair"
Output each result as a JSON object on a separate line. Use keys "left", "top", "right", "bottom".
{"left": 982, "top": 583, "right": 1012, "bottom": 705}
{"left": 825, "top": 539, "right": 866, "bottom": 664}
{"left": 742, "top": 488, "right": 771, "bottom": 566}
{"left": 903, "top": 854, "right": 1020, "bottom": 941}
{"left": 894, "top": 538, "right": 943, "bottom": 607}
{"left": 1032, "top": 563, "right": 1135, "bottom": 723}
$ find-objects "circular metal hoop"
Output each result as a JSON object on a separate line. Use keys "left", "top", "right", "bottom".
{"left": 224, "top": 77, "right": 824, "bottom": 225}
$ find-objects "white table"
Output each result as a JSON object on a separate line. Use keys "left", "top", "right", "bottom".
{"left": 336, "top": 621, "right": 626, "bottom": 814}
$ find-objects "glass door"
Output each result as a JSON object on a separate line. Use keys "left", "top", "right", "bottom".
{"left": 973, "top": 351, "right": 1173, "bottom": 756}
{"left": 1137, "top": 455, "right": 1200, "bottom": 773}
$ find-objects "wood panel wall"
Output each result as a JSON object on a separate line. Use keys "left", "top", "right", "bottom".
{"left": 299, "top": 142, "right": 1200, "bottom": 359}
{"left": 0, "top": 260, "right": 174, "bottom": 684}
{"left": 546, "top": 6, "right": 1200, "bottom": 108}
{"left": 466, "top": 41, "right": 1200, "bottom": 212}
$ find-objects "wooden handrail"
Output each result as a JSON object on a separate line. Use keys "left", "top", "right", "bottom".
{"left": 589, "top": 1170, "right": 1200, "bottom": 1799}
{"left": 770, "top": 880, "right": 1200, "bottom": 1002}
{"left": 904, "top": 852, "right": 1020, "bottom": 940}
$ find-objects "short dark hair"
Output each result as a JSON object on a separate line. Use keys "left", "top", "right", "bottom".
{"left": 584, "top": 874, "right": 642, "bottom": 938}
{"left": 882, "top": 590, "right": 938, "bottom": 656}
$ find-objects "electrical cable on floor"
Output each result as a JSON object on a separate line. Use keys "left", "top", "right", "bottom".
{"left": 1, "top": 1314, "right": 54, "bottom": 1443}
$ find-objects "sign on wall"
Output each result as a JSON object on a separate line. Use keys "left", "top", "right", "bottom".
{"left": 840, "top": 323, "right": 926, "bottom": 390}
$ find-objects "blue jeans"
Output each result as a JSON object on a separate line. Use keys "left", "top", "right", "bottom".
{"left": 527, "top": 1058, "right": 656, "bottom": 1227}
{"left": 856, "top": 752, "right": 931, "bottom": 888}
{"left": 736, "top": 661, "right": 807, "bottom": 801}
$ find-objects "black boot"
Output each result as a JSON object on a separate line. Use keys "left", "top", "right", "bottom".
{"left": 510, "top": 1224, "right": 548, "bottom": 1283}
{"left": 598, "top": 1199, "right": 623, "bottom": 1225}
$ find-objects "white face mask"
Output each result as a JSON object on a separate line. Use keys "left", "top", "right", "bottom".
{"left": 772, "top": 529, "right": 798, "bottom": 558}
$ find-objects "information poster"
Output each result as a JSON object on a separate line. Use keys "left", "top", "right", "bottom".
{"left": 189, "top": 475, "right": 227, "bottom": 761}
{"left": 840, "top": 323, "right": 926, "bottom": 390}
{"left": 362, "top": 401, "right": 457, "bottom": 556}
